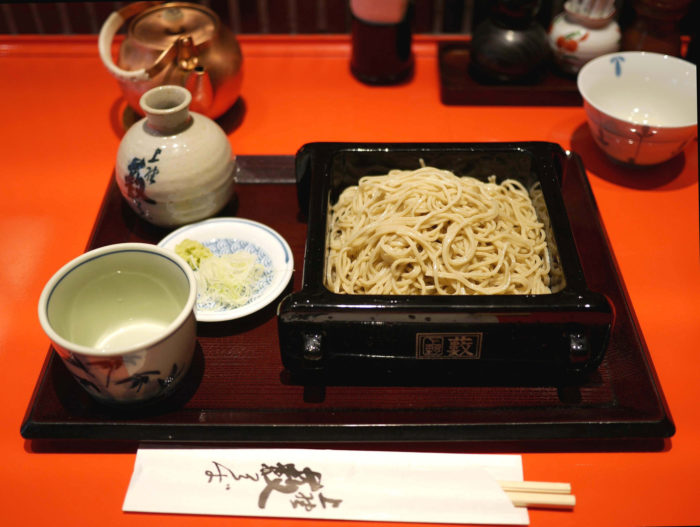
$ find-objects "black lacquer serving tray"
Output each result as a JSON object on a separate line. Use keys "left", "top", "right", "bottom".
{"left": 280, "top": 142, "right": 612, "bottom": 380}
{"left": 21, "top": 152, "right": 674, "bottom": 446}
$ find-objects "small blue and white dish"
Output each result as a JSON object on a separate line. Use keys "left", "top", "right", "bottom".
{"left": 159, "top": 218, "right": 294, "bottom": 322}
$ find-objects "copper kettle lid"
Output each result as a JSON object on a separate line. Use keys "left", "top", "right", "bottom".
{"left": 129, "top": 2, "right": 220, "bottom": 49}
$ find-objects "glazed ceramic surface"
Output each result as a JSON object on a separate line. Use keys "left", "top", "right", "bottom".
{"left": 38, "top": 243, "right": 197, "bottom": 404}
{"left": 549, "top": 2, "right": 620, "bottom": 74}
{"left": 577, "top": 51, "right": 697, "bottom": 166}
{"left": 116, "top": 85, "right": 235, "bottom": 227}
{"left": 470, "top": 0, "right": 550, "bottom": 83}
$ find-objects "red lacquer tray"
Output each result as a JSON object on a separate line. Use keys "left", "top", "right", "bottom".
{"left": 21, "top": 155, "right": 674, "bottom": 448}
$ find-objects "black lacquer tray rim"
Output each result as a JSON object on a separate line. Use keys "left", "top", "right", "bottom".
{"left": 20, "top": 152, "right": 675, "bottom": 447}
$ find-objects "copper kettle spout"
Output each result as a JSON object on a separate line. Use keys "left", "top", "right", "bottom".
{"left": 185, "top": 66, "right": 214, "bottom": 115}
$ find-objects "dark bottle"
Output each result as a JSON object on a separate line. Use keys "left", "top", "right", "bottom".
{"left": 470, "top": 0, "right": 551, "bottom": 84}
{"left": 350, "top": 0, "right": 414, "bottom": 85}
{"left": 622, "top": 0, "right": 692, "bottom": 57}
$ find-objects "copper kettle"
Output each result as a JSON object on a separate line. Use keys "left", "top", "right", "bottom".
{"left": 98, "top": 1, "right": 243, "bottom": 119}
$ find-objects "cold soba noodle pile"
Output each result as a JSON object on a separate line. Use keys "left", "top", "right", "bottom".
{"left": 325, "top": 166, "right": 552, "bottom": 295}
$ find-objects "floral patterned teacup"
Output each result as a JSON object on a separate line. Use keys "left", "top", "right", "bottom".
{"left": 38, "top": 243, "right": 197, "bottom": 405}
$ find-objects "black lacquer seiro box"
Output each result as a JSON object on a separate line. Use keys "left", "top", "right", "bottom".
{"left": 278, "top": 142, "right": 613, "bottom": 382}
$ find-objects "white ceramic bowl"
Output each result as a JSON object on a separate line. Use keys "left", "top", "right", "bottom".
{"left": 577, "top": 51, "right": 697, "bottom": 166}
{"left": 38, "top": 243, "right": 197, "bottom": 405}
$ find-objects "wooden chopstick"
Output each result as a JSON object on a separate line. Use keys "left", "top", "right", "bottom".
{"left": 498, "top": 481, "right": 575, "bottom": 509}
{"left": 505, "top": 491, "right": 576, "bottom": 509}
{"left": 498, "top": 480, "right": 572, "bottom": 494}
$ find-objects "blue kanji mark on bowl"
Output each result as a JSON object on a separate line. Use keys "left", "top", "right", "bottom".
{"left": 611, "top": 55, "right": 625, "bottom": 77}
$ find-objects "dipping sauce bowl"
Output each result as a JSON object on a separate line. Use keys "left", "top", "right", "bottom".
{"left": 577, "top": 51, "right": 697, "bottom": 166}
{"left": 38, "top": 243, "right": 197, "bottom": 405}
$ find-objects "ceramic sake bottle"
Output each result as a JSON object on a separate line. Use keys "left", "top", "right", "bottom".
{"left": 548, "top": 0, "right": 621, "bottom": 75}
{"left": 115, "top": 85, "right": 235, "bottom": 227}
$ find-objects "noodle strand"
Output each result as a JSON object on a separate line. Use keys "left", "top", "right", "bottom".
{"left": 326, "top": 167, "right": 551, "bottom": 295}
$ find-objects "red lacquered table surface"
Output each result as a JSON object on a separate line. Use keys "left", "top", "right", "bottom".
{"left": 1, "top": 35, "right": 698, "bottom": 526}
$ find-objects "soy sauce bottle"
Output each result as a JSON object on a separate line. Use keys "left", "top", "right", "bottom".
{"left": 350, "top": 0, "right": 415, "bottom": 85}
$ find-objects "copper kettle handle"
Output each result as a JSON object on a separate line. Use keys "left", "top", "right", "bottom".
{"left": 98, "top": 1, "right": 178, "bottom": 82}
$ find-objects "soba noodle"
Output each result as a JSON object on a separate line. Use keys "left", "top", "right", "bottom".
{"left": 325, "top": 166, "right": 551, "bottom": 295}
